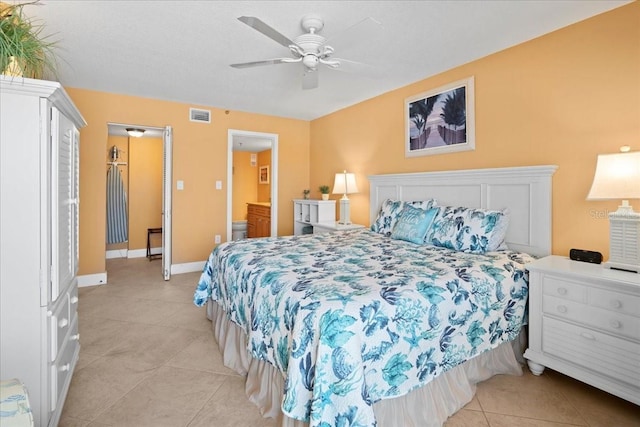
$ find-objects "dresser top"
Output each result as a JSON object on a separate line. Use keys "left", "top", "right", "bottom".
{"left": 528, "top": 255, "right": 640, "bottom": 287}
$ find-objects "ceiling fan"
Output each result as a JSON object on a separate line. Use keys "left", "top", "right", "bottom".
{"left": 230, "top": 14, "right": 381, "bottom": 90}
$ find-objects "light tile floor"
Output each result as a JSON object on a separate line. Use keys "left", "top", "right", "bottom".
{"left": 59, "top": 258, "right": 640, "bottom": 427}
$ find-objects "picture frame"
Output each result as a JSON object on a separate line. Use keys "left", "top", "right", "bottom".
{"left": 405, "top": 76, "right": 475, "bottom": 157}
{"left": 259, "top": 165, "right": 270, "bottom": 184}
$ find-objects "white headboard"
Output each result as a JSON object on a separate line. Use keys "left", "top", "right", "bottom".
{"left": 369, "top": 165, "right": 557, "bottom": 257}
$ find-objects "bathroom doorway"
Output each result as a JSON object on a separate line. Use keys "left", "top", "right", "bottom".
{"left": 106, "top": 123, "right": 173, "bottom": 280}
{"left": 227, "top": 129, "right": 278, "bottom": 241}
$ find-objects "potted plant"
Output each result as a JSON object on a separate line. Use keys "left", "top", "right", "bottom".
{"left": 302, "top": 189, "right": 310, "bottom": 200}
{"left": 1, "top": 1, "right": 57, "bottom": 79}
{"left": 319, "top": 185, "right": 330, "bottom": 200}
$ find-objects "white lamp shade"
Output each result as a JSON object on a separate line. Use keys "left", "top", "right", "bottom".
{"left": 587, "top": 152, "right": 640, "bottom": 200}
{"left": 332, "top": 172, "right": 359, "bottom": 195}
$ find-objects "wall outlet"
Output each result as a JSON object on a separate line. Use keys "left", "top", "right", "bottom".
{"left": 215, "top": 180, "right": 222, "bottom": 190}
{"left": 214, "top": 234, "right": 221, "bottom": 244}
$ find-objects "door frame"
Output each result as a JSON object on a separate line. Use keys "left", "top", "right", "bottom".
{"left": 106, "top": 123, "right": 172, "bottom": 278}
{"left": 162, "top": 126, "right": 172, "bottom": 280}
{"left": 227, "top": 129, "right": 278, "bottom": 241}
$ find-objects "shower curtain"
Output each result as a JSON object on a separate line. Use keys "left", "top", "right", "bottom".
{"left": 107, "top": 163, "right": 128, "bottom": 244}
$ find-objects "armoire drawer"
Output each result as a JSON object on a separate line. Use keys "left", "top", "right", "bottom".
{"left": 49, "top": 295, "right": 70, "bottom": 362}
{"left": 50, "top": 316, "right": 79, "bottom": 412}
{"left": 542, "top": 316, "right": 640, "bottom": 387}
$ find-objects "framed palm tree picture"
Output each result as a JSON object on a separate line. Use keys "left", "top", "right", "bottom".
{"left": 405, "top": 77, "right": 475, "bottom": 157}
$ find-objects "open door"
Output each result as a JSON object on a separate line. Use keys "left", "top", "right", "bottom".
{"left": 162, "top": 126, "right": 172, "bottom": 280}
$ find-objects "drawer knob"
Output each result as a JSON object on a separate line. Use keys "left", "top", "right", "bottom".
{"left": 610, "top": 320, "right": 622, "bottom": 329}
{"left": 70, "top": 296, "right": 79, "bottom": 304}
{"left": 59, "top": 363, "right": 70, "bottom": 372}
{"left": 71, "top": 334, "right": 80, "bottom": 341}
{"left": 610, "top": 300, "right": 622, "bottom": 309}
{"left": 557, "top": 305, "right": 568, "bottom": 314}
{"left": 557, "top": 287, "right": 568, "bottom": 296}
{"left": 580, "top": 332, "right": 596, "bottom": 340}
{"left": 58, "top": 318, "right": 69, "bottom": 328}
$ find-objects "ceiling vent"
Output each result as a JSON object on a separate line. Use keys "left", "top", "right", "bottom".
{"left": 189, "top": 108, "right": 211, "bottom": 123}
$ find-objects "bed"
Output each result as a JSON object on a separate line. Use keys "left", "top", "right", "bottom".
{"left": 194, "top": 165, "right": 557, "bottom": 427}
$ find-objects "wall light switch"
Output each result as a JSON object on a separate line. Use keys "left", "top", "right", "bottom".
{"left": 215, "top": 180, "right": 222, "bottom": 190}
{"left": 177, "top": 180, "right": 184, "bottom": 190}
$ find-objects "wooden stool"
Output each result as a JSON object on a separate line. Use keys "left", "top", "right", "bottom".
{"left": 146, "top": 227, "right": 163, "bottom": 260}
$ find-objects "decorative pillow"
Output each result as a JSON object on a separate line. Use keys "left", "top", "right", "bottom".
{"left": 371, "top": 198, "right": 437, "bottom": 236}
{"left": 427, "top": 206, "right": 510, "bottom": 253}
{"left": 391, "top": 205, "right": 439, "bottom": 244}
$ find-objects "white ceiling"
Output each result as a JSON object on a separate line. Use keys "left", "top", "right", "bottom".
{"left": 28, "top": 1, "right": 628, "bottom": 121}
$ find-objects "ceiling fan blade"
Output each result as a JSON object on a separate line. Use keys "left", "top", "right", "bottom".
{"left": 325, "top": 58, "right": 383, "bottom": 78}
{"left": 322, "top": 17, "right": 383, "bottom": 49}
{"left": 302, "top": 69, "right": 319, "bottom": 90}
{"left": 230, "top": 58, "right": 300, "bottom": 69}
{"left": 238, "top": 16, "right": 297, "bottom": 49}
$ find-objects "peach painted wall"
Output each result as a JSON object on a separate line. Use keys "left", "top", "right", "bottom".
{"left": 310, "top": 2, "right": 639, "bottom": 260}
{"left": 129, "top": 136, "right": 163, "bottom": 250}
{"left": 67, "top": 89, "right": 310, "bottom": 276}
{"left": 232, "top": 151, "right": 258, "bottom": 221}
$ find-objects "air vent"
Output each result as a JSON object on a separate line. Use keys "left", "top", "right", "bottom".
{"left": 189, "top": 108, "right": 211, "bottom": 123}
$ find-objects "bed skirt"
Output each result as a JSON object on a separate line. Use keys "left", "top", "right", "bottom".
{"left": 207, "top": 300, "right": 524, "bottom": 427}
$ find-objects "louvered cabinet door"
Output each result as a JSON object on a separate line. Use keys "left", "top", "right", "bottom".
{"left": 51, "top": 107, "right": 79, "bottom": 302}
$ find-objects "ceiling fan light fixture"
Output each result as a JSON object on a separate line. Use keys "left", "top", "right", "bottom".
{"left": 302, "top": 54, "right": 319, "bottom": 69}
{"left": 126, "top": 128, "right": 145, "bottom": 138}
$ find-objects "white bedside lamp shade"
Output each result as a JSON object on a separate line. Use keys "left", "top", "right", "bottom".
{"left": 587, "top": 151, "right": 640, "bottom": 272}
{"left": 332, "top": 171, "right": 359, "bottom": 224}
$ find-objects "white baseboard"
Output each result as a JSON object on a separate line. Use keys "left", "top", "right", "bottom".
{"left": 106, "top": 248, "right": 162, "bottom": 259}
{"left": 78, "top": 261, "right": 202, "bottom": 286}
{"left": 171, "top": 261, "right": 205, "bottom": 275}
{"left": 106, "top": 249, "right": 128, "bottom": 259}
{"left": 77, "top": 272, "right": 107, "bottom": 287}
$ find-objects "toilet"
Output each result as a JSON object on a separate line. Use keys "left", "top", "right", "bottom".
{"left": 232, "top": 220, "right": 248, "bottom": 240}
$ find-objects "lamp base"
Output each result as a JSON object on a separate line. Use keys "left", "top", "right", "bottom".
{"left": 338, "top": 198, "right": 351, "bottom": 225}
{"left": 607, "top": 204, "right": 640, "bottom": 274}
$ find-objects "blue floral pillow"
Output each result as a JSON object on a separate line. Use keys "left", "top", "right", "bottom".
{"left": 391, "top": 205, "right": 439, "bottom": 244}
{"left": 427, "top": 206, "right": 510, "bottom": 253}
{"left": 371, "top": 198, "right": 437, "bottom": 236}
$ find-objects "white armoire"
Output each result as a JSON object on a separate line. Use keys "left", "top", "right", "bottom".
{"left": 0, "top": 76, "right": 86, "bottom": 426}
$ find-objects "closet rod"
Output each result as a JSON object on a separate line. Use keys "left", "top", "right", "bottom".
{"left": 107, "top": 161, "right": 128, "bottom": 166}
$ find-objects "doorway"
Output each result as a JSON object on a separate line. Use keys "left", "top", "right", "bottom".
{"left": 227, "top": 129, "right": 278, "bottom": 241}
{"left": 106, "top": 123, "right": 173, "bottom": 280}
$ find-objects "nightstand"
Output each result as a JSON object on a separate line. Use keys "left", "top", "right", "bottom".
{"left": 312, "top": 222, "right": 365, "bottom": 234}
{"left": 524, "top": 255, "right": 640, "bottom": 405}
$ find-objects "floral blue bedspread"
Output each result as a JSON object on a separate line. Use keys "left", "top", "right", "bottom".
{"left": 194, "top": 229, "right": 534, "bottom": 427}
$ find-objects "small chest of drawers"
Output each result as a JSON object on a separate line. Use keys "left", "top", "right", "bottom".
{"left": 524, "top": 256, "right": 640, "bottom": 405}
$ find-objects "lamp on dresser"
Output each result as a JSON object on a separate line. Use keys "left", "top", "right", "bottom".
{"left": 332, "top": 170, "right": 358, "bottom": 225}
{"left": 587, "top": 147, "right": 640, "bottom": 273}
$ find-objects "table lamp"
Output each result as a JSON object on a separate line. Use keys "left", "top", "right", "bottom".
{"left": 332, "top": 171, "right": 358, "bottom": 225}
{"left": 587, "top": 148, "right": 640, "bottom": 272}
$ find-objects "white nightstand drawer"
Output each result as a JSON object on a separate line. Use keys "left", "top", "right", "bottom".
{"left": 542, "top": 276, "right": 587, "bottom": 303}
{"left": 590, "top": 287, "right": 640, "bottom": 318}
{"left": 543, "top": 317, "right": 640, "bottom": 387}
{"left": 543, "top": 295, "right": 640, "bottom": 341}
